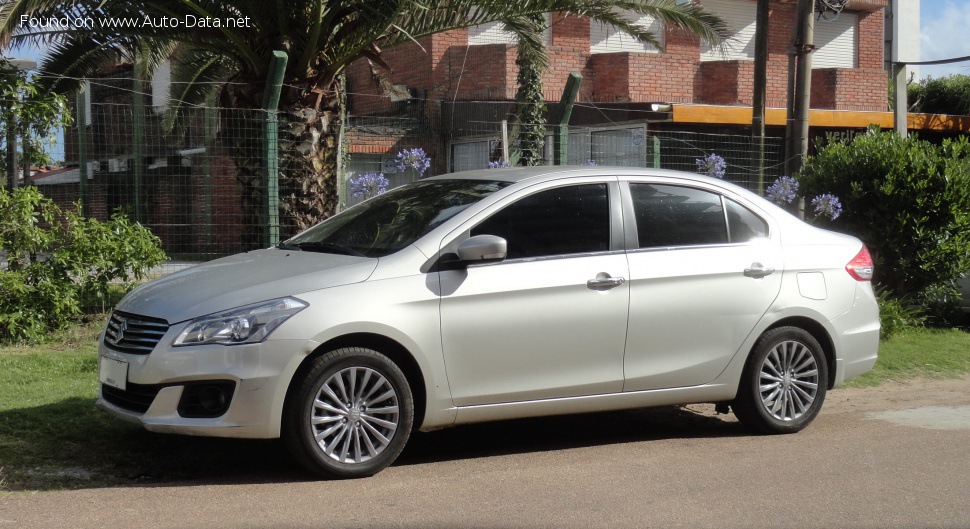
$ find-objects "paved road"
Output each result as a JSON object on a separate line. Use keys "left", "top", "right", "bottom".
{"left": 3, "top": 378, "right": 969, "bottom": 529}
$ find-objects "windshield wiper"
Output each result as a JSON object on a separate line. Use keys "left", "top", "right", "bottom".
{"left": 293, "top": 241, "right": 367, "bottom": 257}
{"left": 277, "top": 241, "right": 301, "bottom": 251}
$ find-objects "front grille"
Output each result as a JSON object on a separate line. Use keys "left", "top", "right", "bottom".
{"left": 104, "top": 311, "right": 169, "bottom": 355}
{"left": 101, "top": 382, "right": 162, "bottom": 413}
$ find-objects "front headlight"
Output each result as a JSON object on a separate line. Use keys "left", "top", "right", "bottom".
{"left": 173, "top": 297, "right": 308, "bottom": 346}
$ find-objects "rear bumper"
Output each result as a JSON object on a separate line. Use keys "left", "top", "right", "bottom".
{"left": 829, "top": 283, "right": 880, "bottom": 387}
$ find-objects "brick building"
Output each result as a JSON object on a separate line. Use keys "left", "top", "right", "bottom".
{"left": 344, "top": 0, "right": 898, "bottom": 181}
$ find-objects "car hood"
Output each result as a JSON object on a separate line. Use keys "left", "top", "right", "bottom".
{"left": 116, "top": 249, "right": 378, "bottom": 323}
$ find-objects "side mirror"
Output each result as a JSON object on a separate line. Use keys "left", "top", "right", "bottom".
{"left": 457, "top": 234, "right": 507, "bottom": 264}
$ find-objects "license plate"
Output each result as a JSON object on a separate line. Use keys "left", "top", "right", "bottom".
{"left": 99, "top": 356, "right": 128, "bottom": 391}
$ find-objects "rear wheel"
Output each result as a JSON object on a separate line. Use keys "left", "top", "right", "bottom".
{"left": 733, "top": 327, "right": 828, "bottom": 434}
{"left": 283, "top": 347, "right": 413, "bottom": 479}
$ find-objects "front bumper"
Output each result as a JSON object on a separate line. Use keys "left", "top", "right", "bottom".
{"left": 97, "top": 335, "right": 318, "bottom": 439}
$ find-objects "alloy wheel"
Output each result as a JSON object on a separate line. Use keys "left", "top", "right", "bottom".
{"left": 758, "top": 340, "right": 820, "bottom": 421}
{"left": 311, "top": 366, "right": 400, "bottom": 464}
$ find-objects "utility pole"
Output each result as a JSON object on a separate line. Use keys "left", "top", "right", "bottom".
{"left": 751, "top": 0, "right": 770, "bottom": 192}
{"left": 891, "top": 0, "right": 908, "bottom": 138}
{"left": 786, "top": 0, "right": 815, "bottom": 176}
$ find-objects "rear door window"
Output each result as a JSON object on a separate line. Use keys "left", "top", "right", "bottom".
{"left": 630, "top": 184, "right": 728, "bottom": 248}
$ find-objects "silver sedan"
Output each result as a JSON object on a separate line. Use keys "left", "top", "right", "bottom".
{"left": 97, "top": 167, "right": 879, "bottom": 478}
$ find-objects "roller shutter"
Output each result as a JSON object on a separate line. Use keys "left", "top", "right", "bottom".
{"left": 590, "top": 9, "right": 663, "bottom": 54}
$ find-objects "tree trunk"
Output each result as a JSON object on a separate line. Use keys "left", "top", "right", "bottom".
{"left": 221, "top": 81, "right": 341, "bottom": 248}
{"left": 276, "top": 85, "right": 342, "bottom": 237}
{"left": 515, "top": 13, "right": 548, "bottom": 167}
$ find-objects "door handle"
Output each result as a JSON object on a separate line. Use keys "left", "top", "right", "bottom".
{"left": 744, "top": 263, "right": 775, "bottom": 278}
{"left": 587, "top": 274, "right": 626, "bottom": 291}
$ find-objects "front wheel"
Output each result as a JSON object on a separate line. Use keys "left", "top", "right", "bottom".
{"left": 283, "top": 347, "right": 414, "bottom": 479}
{"left": 732, "top": 327, "right": 828, "bottom": 434}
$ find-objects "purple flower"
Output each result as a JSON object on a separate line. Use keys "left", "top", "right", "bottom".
{"left": 695, "top": 153, "right": 726, "bottom": 179}
{"left": 766, "top": 176, "right": 799, "bottom": 205}
{"left": 349, "top": 172, "right": 389, "bottom": 199}
{"left": 488, "top": 160, "right": 512, "bottom": 169}
{"left": 811, "top": 194, "right": 842, "bottom": 220}
{"left": 395, "top": 148, "right": 431, "bottom": 176}
{"left": 582, "top": 160, "right": 599, "bottom": 166}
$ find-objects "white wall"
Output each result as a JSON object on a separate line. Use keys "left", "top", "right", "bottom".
{"left": 890, "top": 0, "right": 920, "bottom": 79}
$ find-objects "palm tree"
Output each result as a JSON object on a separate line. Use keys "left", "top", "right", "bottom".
{"left": 513, "top": 13, "right": 549, "bottom": 167}
{"left": 1, "top": 0, "right": 725, "bottom": 240}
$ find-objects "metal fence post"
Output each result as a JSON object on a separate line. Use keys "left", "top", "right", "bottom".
{"left": 76, "top": 88, "right": 89, "bottom": 217}
{"left": 553, "top": 73, "right": 583, "bottom": 165}
{"left": 5, "top": 111, "right": 17, "bottom": 191}
{"left": 132, "top": 66, "right": 145, "bottom": 223}
{"left": 262, "top": 51, "right": 288, "bottom": 247}
{"left": 337, "top": 74, "right": 348, "bottom": 212}
{"left": 203, "top": 93, "right": 217, "bottom": 249}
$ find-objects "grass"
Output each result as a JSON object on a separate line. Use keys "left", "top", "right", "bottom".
{"left": 0, "top": 323, "right": 968, "bottom": 492}
{"left": 0, "top": 320, "right": 291, "bottom": 492}
{"left": 846, "top": 327, "right": 970, "bottom": 387}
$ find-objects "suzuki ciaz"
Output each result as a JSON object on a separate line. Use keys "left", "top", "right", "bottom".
{"left": 98, "top": 167, "right": 879, "bottom": 479}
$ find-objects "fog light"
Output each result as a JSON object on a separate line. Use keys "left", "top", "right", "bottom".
{"left": 198, "top": 386, "right": 229, "bottom": 413}
{"left": 177, "top": 381, "right": 236, "bottom": 418}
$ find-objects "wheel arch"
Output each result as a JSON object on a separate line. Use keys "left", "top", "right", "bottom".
{"left": 764, "top": 316, "right": 837, "bottom": 390}
{"left": 284, "top": 333, "right": 428, "bottom": 430}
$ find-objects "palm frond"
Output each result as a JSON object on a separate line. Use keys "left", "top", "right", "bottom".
{"left": 612, "top": 0, "right": 728, "bottom": 48}
{"left": 164, "top": 46, "right": 233, "bottom": 134}
{"left": 35, "top": 32, "right": 132, "bottom": 93}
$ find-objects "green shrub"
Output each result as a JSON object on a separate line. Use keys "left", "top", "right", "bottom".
{"left": 798, "top": 128, "right": 970, "bottom": 308}
{"left": 0, "top": 187, "right": 166, "bottom": 342}
{"left": 876, "top": 289, "right": 924, "bottom": 340}
{"left": 908, "top": 75, "right": 970, "bottom": 116}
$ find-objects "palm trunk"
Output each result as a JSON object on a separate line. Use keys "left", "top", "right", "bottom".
{"left": 278, "top": 90, "right": 341, "bottom": 236}
{"left": 221, "top": 81, "right": 341, "bottom": 248}
{"left": 515, "top": 13, "right": 548, "bottom": 166}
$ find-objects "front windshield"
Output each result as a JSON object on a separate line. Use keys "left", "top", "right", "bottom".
{"left": 281, "top": 179, "right": 511, "bottom": 258}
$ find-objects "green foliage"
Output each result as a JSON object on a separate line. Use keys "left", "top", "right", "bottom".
{"left": 0, "top": 187, "right": 166, "bottom": 342}
{"left": 0, "top": 59, "right": 72, "bottom": 177}
{"left": 876, "top": 290, "right": 924, "bottom": 340}
{"left": 513, "top": 13, "right": 548, "bottom": 167}
{"left": 908, "top": 74, "right": 970, "bottom": 116}
{"left": 798, "top": 128, "right": 970, "bottom": 307}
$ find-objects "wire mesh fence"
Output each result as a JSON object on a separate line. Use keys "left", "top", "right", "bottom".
{"left": 6, "top": 91, "right": 785, "bottom": 290}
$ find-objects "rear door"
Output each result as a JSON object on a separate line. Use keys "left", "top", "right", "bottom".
{"left": 621, "top": 180, "right": 782, "bottom": 391}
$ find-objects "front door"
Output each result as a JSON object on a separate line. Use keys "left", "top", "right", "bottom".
{"left": 439, "top": 183, "right": 629, "bottom": 406}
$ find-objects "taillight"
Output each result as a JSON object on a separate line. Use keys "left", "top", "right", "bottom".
{"left": 846, "top": 245, "right": 874, "bottom": 281}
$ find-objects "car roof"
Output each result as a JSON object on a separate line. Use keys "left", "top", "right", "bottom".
{"left": 424, "top": 165, "right": 728, "bottom": 187}
{"left": 424, "top": 165, "right": 799, "bottom": 232}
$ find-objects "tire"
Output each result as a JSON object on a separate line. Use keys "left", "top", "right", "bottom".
{"left": 732, "top": 326, "right": 828, "bottom": 434}
{"left": 283, "top": 347, "right": 414, "bottom": 479}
